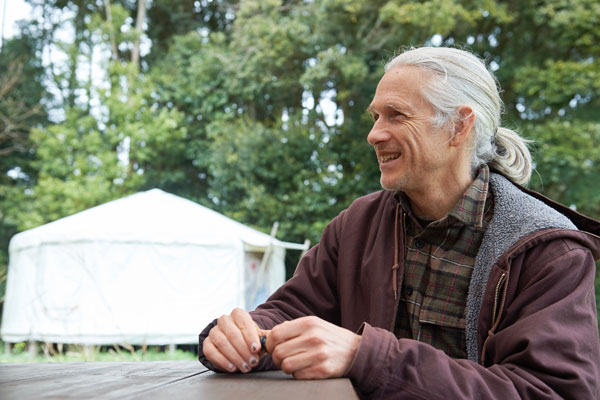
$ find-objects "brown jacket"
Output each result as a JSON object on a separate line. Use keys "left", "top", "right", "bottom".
{"left": 199, "top": 173, "right": 600, "bottom": 399}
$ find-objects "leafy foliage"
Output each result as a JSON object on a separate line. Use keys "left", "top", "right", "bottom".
{"left": 1, "top": 0, "right": 599, "bottom": 320}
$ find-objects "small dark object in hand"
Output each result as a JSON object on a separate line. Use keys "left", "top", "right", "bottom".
{"left": 260, "top": 335, "right": 267, "bottom": 353}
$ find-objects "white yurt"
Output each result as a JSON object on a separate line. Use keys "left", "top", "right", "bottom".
{"left": 0, "top": 189, "right": 308, "bottom": 345}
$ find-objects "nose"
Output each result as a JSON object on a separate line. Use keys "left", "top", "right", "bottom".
{"left": 367, "top": 119, "right": 390, "bottom": 146}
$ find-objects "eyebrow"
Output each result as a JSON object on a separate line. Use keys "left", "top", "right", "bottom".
{"left": 366, "top": 103, "right": 412, "bottom": 115}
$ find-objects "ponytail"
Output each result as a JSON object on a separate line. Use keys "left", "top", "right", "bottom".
{"left": 489, "top": 127, "right": 533, "bottom": 185}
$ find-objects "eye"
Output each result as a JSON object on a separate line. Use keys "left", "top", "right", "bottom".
{"left": 367, "top": 111, "right": 379, "bottom": 121}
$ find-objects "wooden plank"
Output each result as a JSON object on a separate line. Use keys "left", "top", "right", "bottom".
{"left": 0, "top": 361, "right": 208, "bottom": 399}
{"left": 0, "top": 362, "right": 118, "bottom": 384}
{"left": 136, "top": 370, "right": 359, "bottom": 400}
{"left": 0, "top": 361, "right": 358, "bottom": 400}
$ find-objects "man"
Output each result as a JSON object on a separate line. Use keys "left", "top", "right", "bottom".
{"left": 198, "top": 47, "right": 600, "bottom": 399}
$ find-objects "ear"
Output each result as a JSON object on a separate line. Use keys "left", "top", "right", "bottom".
{"left": 450, "top": 106, "right": 475, "bottom": 147}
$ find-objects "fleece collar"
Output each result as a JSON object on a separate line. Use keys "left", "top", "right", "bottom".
{"left": 465, "top": 173, "right": 579, "bottom": 362}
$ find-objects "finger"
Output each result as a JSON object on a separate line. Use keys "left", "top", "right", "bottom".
{"left": 278, "top": 350, "right": 315, "bottom": 376}
{"left": 269, "top": 334, "right": 305, "bottom": 366}
{"left": 218, "top": 313, "right": 258, "bottom": 369}
{"left": 287, "top": 351, "right": 336, "bottom": 380}
{"left": 266, "top": 320, "right": 303, "bottom": 354}
{"left": 231, "top": 308, "right": 262, "bottom": 355}
{"left": 211, "top": 324, "right": 252, "bottom": 373}
{"left": 202, "top": 336, "right": 238, "bottom": 373}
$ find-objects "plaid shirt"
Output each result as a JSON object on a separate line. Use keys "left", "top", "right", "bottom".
{"left": 393, "top": 165, "right": 493, "bottom": 358}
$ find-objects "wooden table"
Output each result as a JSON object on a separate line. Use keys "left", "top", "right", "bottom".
{"left": 0, "top": 360, "right": 359, "bottom": 399}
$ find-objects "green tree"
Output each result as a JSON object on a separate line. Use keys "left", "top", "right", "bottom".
{"left": 149, "top": 0, "right": 600, "bottom": 317}
{"left": 146, "top": 0, "right": 526, "bottom": 242}
{"left": 3, "top": 3, "right": 187, "bottom": 231}
{"left": 146, "top": 0, "right": 238, "bottom": 64}
{"left": 0, "top": 32, "right": 49, "bottom": 306}
{"left": 2, "top": 0, "right": 599, "bottom": 316}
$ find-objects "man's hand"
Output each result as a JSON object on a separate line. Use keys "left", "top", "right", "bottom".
{"left": 266, "top": 316, "right": 361, "bottom": 379}
{"left": 202, "top": 308, "right": 267, "bottom": 373}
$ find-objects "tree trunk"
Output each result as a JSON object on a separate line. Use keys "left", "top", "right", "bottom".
{"left": 131, "top": 0, "right": 147, "bottom": 68}
{"left": 104, "top": 0, "right": 119, "bottom": 61}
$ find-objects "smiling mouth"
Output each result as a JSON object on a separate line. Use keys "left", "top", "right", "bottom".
{"left": 378, "top": 153, "right": 401, "bottom": 163}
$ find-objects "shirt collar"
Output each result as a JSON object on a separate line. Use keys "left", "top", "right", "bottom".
{"left": 394, "top": 165, "right": 491, "bottom": 229}
{"left": 447, "top": 165, "right": 490, "bottom": 228}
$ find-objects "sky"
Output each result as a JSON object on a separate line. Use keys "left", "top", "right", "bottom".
{"left": 0, "top": 0, "right": 31, "bottom": 45}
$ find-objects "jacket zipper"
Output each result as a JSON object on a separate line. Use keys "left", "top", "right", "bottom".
{"left": 389, "top": 210, "right": 405, "bottom": 332}
{"left": 481, "top": 266, "right": 510, "bottom": 364}
{"left": 491, "top": 272, "right": 506, "bottom": 327}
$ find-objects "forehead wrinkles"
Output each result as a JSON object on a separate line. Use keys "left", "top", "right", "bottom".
{"left": 372, "top": 65, "right": 436, "bottom": 113}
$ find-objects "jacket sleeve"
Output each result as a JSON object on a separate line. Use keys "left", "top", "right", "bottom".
{"left": 345, "top": 238, "right": 600, "bottom": 399}
{"left": 198, "top": 211, "right": 346, "bottom": 372}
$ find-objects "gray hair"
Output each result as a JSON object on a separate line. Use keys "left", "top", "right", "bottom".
{"left": 385, "top": 47, "right": 532, "bottom": 185}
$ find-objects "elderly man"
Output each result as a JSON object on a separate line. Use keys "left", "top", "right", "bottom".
{"left": 198, "top": 47, "right": 600, "bottom": 399}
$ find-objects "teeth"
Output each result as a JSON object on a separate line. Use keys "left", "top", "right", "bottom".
{"left": 380, "top": 153, "right": 401, "bottom": 163}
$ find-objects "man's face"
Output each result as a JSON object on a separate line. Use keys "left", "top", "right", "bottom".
{"left": 367, "top": 65, "right": 454, "bottom": 193}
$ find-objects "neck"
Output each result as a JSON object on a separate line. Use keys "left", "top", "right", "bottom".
{"left": 405, "top": 170, "right": 474, "bottom": 220}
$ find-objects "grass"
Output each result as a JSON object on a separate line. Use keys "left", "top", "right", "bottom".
{"left": 0, "top": 342, "right": 197, "bottom": 363}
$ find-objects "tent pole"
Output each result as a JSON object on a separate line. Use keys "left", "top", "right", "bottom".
{"left": 248, "top": 222, "right": 279, "bottom": 309}
{"left": 28, "top": 341, "right": 37, "bottom": 359}
{"left": 300, "top": 239, "right": 311, "bottom": 258}
{"left": 293, "top": 239, "right": 312, "bottom": 275}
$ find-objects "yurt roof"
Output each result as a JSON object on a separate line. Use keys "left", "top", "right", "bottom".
{"left": 9, "top": 189, "right": 306, "bottom": 252}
